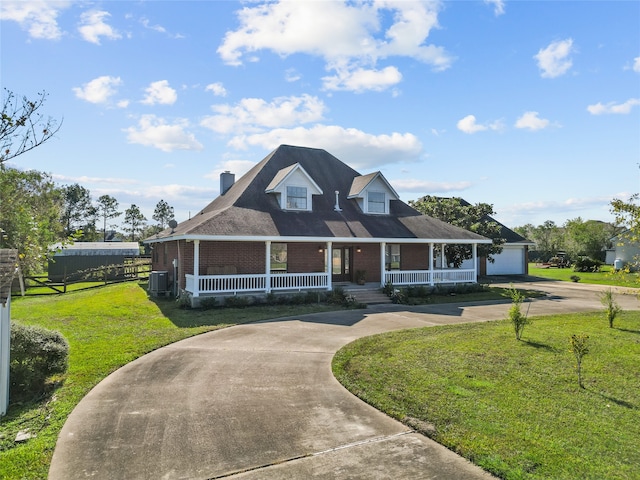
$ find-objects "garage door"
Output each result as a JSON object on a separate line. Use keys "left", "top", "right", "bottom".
{"left": 487, "top": 246, "right": 525, "bottom": 275}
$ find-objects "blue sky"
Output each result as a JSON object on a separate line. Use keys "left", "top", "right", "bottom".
{"left": 2, "top": 0, "right": 639, "bottom": 230}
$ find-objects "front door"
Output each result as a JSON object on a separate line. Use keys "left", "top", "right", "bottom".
{"left": 332, "top": 247, "right": 352, "bottom": 283}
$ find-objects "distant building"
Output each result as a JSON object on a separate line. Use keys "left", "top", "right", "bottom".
{"left": 48, "top": 242, "right": 141, "bottom": 281}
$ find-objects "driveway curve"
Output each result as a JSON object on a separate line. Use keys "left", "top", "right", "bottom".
{"left": 49, "top": 280, "right": 639, "bottom": 479}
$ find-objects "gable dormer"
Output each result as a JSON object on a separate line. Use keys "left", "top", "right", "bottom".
{"left": 348, "top": 171, "right": 399, "bottom": 215}
{"left": 265, "top": 163, "right": 323, "bottom": 211}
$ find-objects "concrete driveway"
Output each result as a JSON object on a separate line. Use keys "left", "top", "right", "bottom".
{"left": 49, "top": 280, "right": 639, "bottom": 479}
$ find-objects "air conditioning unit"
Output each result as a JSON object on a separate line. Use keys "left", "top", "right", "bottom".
{"left": 149, "top": 271, "right": 168, "bottom": 296}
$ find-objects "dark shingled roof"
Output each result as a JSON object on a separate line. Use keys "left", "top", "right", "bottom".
{"left": 147, "top": 145, "right": 489, "bottom": 243}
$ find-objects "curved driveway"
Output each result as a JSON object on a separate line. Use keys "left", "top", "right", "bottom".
{"left": 49, "top": 280, "right": 639, "bottom": 479}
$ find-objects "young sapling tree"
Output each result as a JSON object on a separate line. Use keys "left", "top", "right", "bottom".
{"left": 569, "top": 334, "right": 589, "bottom": 389}
{"left": 599, "top": 288, "right": 621, "bottom": 328}
{"left": 506, "top": 285, "right": 530, "bottom": 340}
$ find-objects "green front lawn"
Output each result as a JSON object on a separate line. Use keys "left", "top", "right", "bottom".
{"left": 0, "top": 282, "right": 341, "bottom": 480}
{"left": 528, "top": 263, "right": 640, "bottom": 288}
{"left": 333, "top": 312, "right": 640, "bottom": 479}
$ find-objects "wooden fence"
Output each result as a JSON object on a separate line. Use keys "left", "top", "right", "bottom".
{"left": 16, "top": 257, "right": 152, "bottom": 295}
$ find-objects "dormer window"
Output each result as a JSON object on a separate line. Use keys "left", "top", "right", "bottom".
{"left": 348, "top": 171, "right": 399, "bottom": 215}
{"left": 286, "top": 186, "right": 307, "bottom": 210}
{"left": 368, "top": 191, "right": 385, "bottom": 214}
{"left": 265, "top": 163, "right": 323, "bottom": 212}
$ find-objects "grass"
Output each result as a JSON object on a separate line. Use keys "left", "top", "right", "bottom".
{"left": 0, "top": 282, "right": 342, "bottom": 480}
{"left": 528, "top": 263, "right": 640, "bottom": 288}
{"left": 3, "top": 275, "right": 632, "bottom": 479}
{"left": 333, "top": 311, "right": 640, "bottom": 480}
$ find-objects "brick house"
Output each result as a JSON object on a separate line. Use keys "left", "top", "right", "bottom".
{"left": 145, "top": 145, "right": 491, "bottom": 304}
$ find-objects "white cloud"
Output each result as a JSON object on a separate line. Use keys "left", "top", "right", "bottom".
{"left": 205, "top": 82, "right": 227, "bottom": 97}
{"left": 78, "top": 10, "right": 121, "bottom": 45}
{"left": 484, "top": 0, "right": 505, "bottom": 16}
{"left": 457, "top": 115, "right": 486, "bottom": 133}
{"left": 140, "top": 17, "right": 184, "bottom": 39}
{"left": 203, "top": 160, "right": 257, "bottom": 182}
{"left": 0, "top": 0, "right": 70, "bottom": 40}
{"left": 587, "top": 98, "right": 640, "bottom": 115}
{"left": 515, "top": 111, "right": 550, "bottom": 131}
{"left": 73, "top": 75, "right": 123, "bottom": 104}
{"left": 534, "top": 38, "right": 574, "bottom": 78}
{"left": 141, "top": 184, "right": 216, "bottom": 201}
{"left": 51, "top": 173, "right": 138, "bottom": 185}
{"left": 228, "top": 124, "right": 423, "bottom": 169}
{"left": 633, "top": 56, "right": 640, "bottom": 73}
{"left": 125, "top": 115, "right": 203, "bottom": 152}
{"left": 141, "top": 80, "right": 178, "bottom": 105}
{"left": 201, "top": 94, "right": 326, "bottom": 134}
{"left": 217, "top": 1, "right": 452, "bottom": 92}
{"left": 285, "top": 68, "right": 301, "bottom": 82}
{"left": 392, "top": 178, "right": 472, "bottom": 192}
{"left": 322, "top": 66, "right": 403, "bottom": 92}
{"left": 456, "top": 114, "right": 503, "bottom": 134}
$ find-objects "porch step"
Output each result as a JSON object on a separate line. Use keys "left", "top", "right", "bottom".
{"left": 343, "top": 287, "right": 392, "bottom": 305}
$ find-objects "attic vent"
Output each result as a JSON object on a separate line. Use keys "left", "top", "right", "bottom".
{"left": 220, "top": 171, "right": 235, "bottom": 195}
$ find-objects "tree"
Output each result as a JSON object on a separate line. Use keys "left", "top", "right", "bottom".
{"left": 517, "top": 220, "right": 565, "bottom": 261}
{"left": 409, "top": 195, "right": 504, "bottom": 267}
{"left": 61, "top": 183, "right": 95, "bottom": 238}
{"left": 0, "top": 167, "right": 64, "bottom": 275}
{"left": 1, "top": 89, "right": 62, "bottom": 165}
{"left": 610, "top": 195, "right": 640, "bottom": 269}
{"left": 563, "top": 217, "right": 614, "bottom": 261}
{"left": 95, "top": 195, "right": 121, "bottom": 241}
{"left": 123, "top": 204, "right": 147, "bottom": 241}
{"left": 152, "top": 199, "right": 175, "bottom": 230}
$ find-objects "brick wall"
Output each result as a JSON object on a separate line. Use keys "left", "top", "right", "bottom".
{"left": 198, "top": 241, "right": 265, "bottom": 274}
{"left": 401, "top": 244, "right": 430, "bottom": 270}
{"left": 154, "top": 240, "right": 443, "bottom": 290}
{"left": 288, "top": 243, "right": 325, "bottom": 273}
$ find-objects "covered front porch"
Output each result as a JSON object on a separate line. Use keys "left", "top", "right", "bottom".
{"left": 184, "top": 239, "right": 482, "bottom": 298}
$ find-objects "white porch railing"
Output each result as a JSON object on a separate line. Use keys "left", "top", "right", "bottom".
{"left": 270, "top": 272, "right": 328, "bottom": 290}
{"left": 185, "top": 272, "right": 329, "bottom": 295}
{"left": 384, "top": 269, "right": 475, "bottom": 286}
{"left": 185, "top": 269, "right": 475, "bottom": 296}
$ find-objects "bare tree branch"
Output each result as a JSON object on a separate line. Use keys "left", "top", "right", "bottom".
{"left": 1, "top": 88, "right": 62, "bottom": 164}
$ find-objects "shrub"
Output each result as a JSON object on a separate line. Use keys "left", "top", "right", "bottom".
{"left": 199, "top": 296, "right": 218, "bottom": 310}
{"left": 383, "top": 281, "right": 394, "bottom": 296}
{"left": 10, "top": 323, "right": 69, "bottom": 400}
{"left": 570, "top": 275, "right": 581, "bottom": 283}
{"left": 573, "top": 257, "right": 603, "bottom": 272}
{"left": 175, "top": 291, "right": 192, "bottom": 309}
{"left": 599, "top": 288, "right": 621, "bottom": 328}
{"left": 390, "top": 288, "right": 407, "bottom": 304}
{"left": 506, "top": 285, "right": 530, "bottom": 341}
{"left": 224, "top": 295, "right": 249, "bottom": 308}
{"left": 327, "top": 286, "right": 347, "bottom": 305}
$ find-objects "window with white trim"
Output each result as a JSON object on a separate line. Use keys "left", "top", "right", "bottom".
{"left": 367, "top": 191, "right": 385, "bottom": 213}
{"left": 286, "top": 186, "right": 307, "bottom": 210}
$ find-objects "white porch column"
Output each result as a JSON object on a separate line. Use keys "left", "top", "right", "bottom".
{"left": 265, "top": 240, "right": 271, "bottom": 293}
{"left": 379, "top": 242, "right": 386, "bottom": 287}
{"left": 472, "top": 243, "right": 478, "bottom": 281}
{"left": 441, "top": 243, "right": 446, "bottom": 269}
{"left": 326, "top": 242, "right": 332, "bottom": 291}
{"left": 193, "top": 239, "right": 200, "bottom": 298}
{"left": 429, "top": 242, "right": 434, "bottom": 286}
